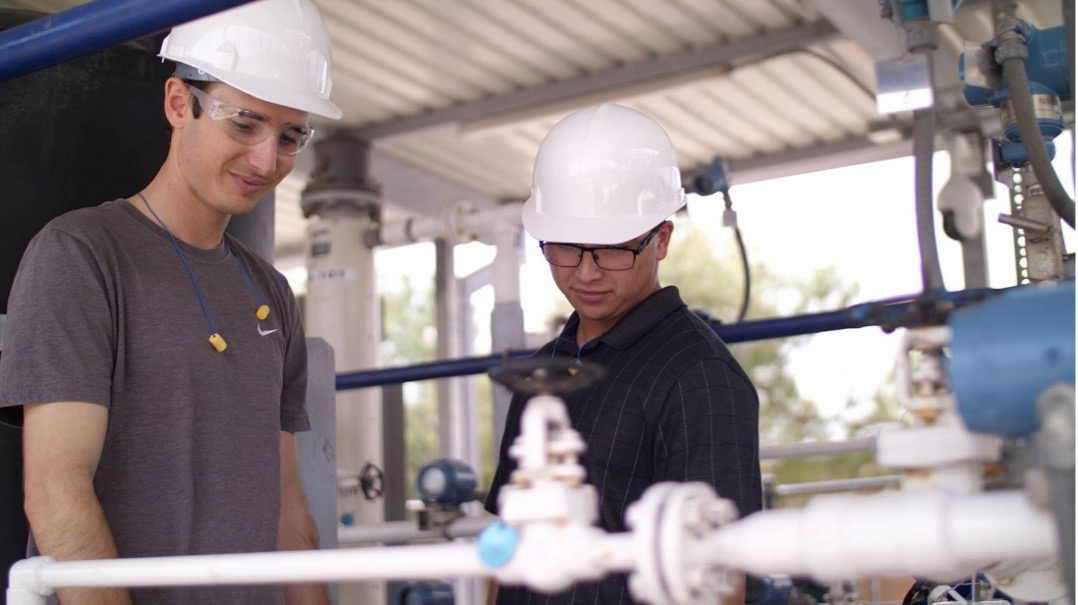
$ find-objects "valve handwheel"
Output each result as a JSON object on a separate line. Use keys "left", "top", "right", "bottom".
{"left": 488, "top": 357, "right": 606, "bottom": 398}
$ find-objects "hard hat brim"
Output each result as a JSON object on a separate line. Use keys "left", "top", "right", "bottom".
{"left": 522, "top": 192, "right": 685, "bottom": 245}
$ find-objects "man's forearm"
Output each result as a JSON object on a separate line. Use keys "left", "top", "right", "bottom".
{"left": 278, "top": 497, "right": 330, "bottom": 605}
{"left": 278, "top": 431, "right": 330, "bottom": 605}
{"left": 25, "top": 485, "right": 132, "bottom": 604}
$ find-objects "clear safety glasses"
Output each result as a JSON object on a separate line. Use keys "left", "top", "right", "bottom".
{"left": 186, "top": 85, "right": 314, "bottom": 156}
{"left": 540, "top": 225, "right": 662, "bottom": 271}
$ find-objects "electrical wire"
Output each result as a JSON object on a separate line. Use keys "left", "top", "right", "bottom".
{"left": 1001, "top": 57, "right": 1076, "bottom": 229}
{"left": 913, "top": 101, "right": 946, "bottom": 294}
{"left": 725, "top": 191, "right": 752, "bottom": 323}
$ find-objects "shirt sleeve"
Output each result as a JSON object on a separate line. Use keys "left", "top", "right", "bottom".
{"left": 0, "top": 227, "right": 115, "bottom": 419}
{"left": 654, "top": 357, "right": 762, "bottom": 517}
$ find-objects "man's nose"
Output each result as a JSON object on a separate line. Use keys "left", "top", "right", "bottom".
{"left": 246, "top": 134, "right": 278, "bottom": 174}
{"left": 575, "top": 250, "right": 605, "bottom": 279}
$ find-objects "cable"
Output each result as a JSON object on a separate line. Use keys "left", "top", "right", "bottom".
{"left": 913, "top": 101, "right": 945, "bottom": 294}
{"left": 726, "top": 191, "right": 751, "bottom": 323}
{"left": 902, "top": 17, "right": 947, "bottom": 296}
{"left": 690, "top": 158, "right": 752, "bottom": 322}
{"left": 1001, "top": 57, "right": 1076, "bottom": 228}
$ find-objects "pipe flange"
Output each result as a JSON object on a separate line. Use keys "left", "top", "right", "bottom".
{"left": 627, "top": 482, "right": 739, "bottom": 605}
{"left": 441, "top": 200, "right": 478, "bottom": 245}
{"left": 300, "top": 188, "right": 381, "bottom": 219}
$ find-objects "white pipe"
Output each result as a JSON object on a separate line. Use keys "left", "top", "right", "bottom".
{"left": 491, "top": 210, "right": 523, "bottom": 306}
{"left": 515, "top": 395, "right": 572, "bottom": 473}
{"left": 772, "top": 475, "right": 901, "bottom": 497}
{"left": 711, "top": 489, "right": 1057, "bottom": 583}
{"left": 377, "top": 201, "right": 524, "bottom": 248}
{"left": 496, "top": 526, "right": 637, "bottom": 593}
{"left": 337, "top": 516, "right": 495, "bottom": 545}
{"left": 760, "top": 437, "right": 876, "bottom": 460}
{"left": 8, "top": 544, "right": 485, "bottom": 595}
{"left": 7, "top": 529, "right": 638, "bottom": 601}
{"left": 305, "top": 211, "right": 385, "bottom": 605}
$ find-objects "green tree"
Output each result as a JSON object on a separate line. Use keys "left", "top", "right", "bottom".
{"left": 659, "top": 217, "right": 901, "bottom": 504}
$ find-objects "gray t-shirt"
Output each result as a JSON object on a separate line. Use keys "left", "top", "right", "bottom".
{"left": 0, "top": 199, "right": 309, "bottom": 604}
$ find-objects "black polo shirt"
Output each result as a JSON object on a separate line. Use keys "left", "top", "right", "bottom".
{"left": 486, "top": 286, "right": 762, "bottom": 605}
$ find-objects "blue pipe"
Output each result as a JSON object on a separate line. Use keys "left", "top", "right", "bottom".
{"left": 336, "top": 288, "right": 1005, "bottom": 391}
{"left": 337, "top": 350, "right": 535, "bottom": 391}
{"left": 716, "top": 309, "right": 848, "bottom": 343}
{"left": 0, "top": 0, "right": 255, "bottom": 82}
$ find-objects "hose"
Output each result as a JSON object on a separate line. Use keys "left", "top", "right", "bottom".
{"left": 733, "top": 226, "right": 751, "bottom": 323}
{"left": 912, "top": 82, "right": 945, "bottom": 293}
{"left": 1001, "top": 57, "right": 1076, "bottom": 229}
{"left": 723, "top": 191, "right": 751, "bottom": 322}
{"left": 902, "top": 17, "right": 946, "bottom": 295}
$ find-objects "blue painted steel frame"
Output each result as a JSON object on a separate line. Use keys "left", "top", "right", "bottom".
{"left": 0, "top": 0, "right": 255, "bottom": 82}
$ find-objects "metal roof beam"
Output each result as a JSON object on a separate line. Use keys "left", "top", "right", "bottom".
{"left": 690, "top": 104, "right": 1001, "bottom": 188}
{"left": 357, "top": 20, "right": 841, "bottom": 141}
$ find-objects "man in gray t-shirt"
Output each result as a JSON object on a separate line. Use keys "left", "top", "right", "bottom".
{"left": 0, "top": 2, "right": 342, "bottom": 603}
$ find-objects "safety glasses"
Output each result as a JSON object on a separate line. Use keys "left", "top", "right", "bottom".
{"left": 540, "top": 225, "right": 662, "bottom": 271}
{"left": 187, "top": 85, "right": 314, "bottom": 156}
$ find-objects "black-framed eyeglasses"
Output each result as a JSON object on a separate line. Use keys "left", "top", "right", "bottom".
{"left": 187, "top": 85, "right": 314, "bottom": 156}
{"left": 540, "top": 225, "right": 662, "bottom": 271}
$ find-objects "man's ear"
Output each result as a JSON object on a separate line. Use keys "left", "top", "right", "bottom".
{"left": 655, "top": 220, "right": 673, "bottom": 261}
{"left": 163, "top": 77, "right": 190, "bottom": 128}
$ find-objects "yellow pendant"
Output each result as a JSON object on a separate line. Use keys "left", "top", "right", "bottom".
{"left": 256, "top": 305, "right": 270, "bottom": 321}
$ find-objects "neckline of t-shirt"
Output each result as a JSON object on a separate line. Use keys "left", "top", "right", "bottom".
{"left": 115, "top": 198, "right": 232, "bottom": 264}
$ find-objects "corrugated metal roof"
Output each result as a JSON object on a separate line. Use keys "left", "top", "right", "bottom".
{"left": 3, "top": 0, "right": 1068, "bottom": 258}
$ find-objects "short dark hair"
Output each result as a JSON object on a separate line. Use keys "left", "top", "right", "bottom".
{"left": 183, "top": 80, "right": 212, "bottom": 119}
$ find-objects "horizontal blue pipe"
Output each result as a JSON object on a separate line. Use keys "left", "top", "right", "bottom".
{"left": 337, "top": 350, "right": 535, "bottom": 391}
{"left": 336, "top": 288, "right": 1005, "bottom": 391}
{"left": 715, "top": 309, "right": 848, "bottom": 343}
{"left": 0, "top": 0, "right": 254, "bottom": 82}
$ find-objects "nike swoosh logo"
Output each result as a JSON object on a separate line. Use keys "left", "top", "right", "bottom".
{"left": 258, "top": 325, "right": 278, "bottom": 336}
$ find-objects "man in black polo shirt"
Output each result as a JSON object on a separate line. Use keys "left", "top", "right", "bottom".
{"left": 485, "top": 103, "right": 762, "bottom": 604}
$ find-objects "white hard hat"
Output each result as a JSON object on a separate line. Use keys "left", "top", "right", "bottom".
{"left": 159, "top": 0, "right": 342, "bottom": 120}
{"left": 522, "top": 103, "right": 686, "bottom": 244}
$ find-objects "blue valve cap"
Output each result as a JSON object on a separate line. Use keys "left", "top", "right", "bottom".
{"left": 477, "top": 523, "right": 518, "bottom": 567}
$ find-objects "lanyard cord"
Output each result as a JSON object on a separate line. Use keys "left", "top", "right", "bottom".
{"left": 137, "top": 193, "right": 269, "bottom": 351}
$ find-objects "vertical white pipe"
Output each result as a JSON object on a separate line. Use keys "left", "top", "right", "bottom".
{"left": 491, "top": 218, "right": 523, "bottom": 307}
{"left": 7, "top": 558, "right": 51, "bottom": 605}
{"left": 305, "top": 213, "right": 384, "bottom": 605}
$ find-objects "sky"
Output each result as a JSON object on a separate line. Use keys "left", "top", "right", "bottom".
{"left": 369, "top": 135, "right": 1075, "bottom": 429}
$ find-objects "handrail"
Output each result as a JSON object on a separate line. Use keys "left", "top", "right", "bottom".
{"left": 0, "top": 0, "right": 255, "bottom": 82}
